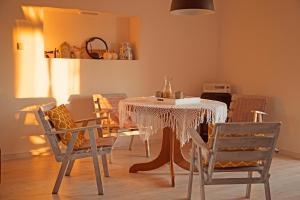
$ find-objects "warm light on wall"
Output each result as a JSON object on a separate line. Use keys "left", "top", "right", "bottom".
{"left": 30, "top": 147, "right": 51, "bottom": 156}
{"left": 22, "top": 6, "right": 44, "bottom": 24}
{"left": 14, "top": 20, "right": 49, "bottom": 98}
{"left": 14, "top": 6, "right": 81, "bottom": 104}
{"left": 48, "top": 59, "right": 80, "bottom": 104}
{"left": 24, "top": 112, "right": 39, "bottom": 125}
{"left": 29, "top": 135, "right": 47, "bottom": 145}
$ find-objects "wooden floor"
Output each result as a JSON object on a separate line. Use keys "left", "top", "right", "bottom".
{"left": 1, "top": 135, "right": 300, "bottom": 200}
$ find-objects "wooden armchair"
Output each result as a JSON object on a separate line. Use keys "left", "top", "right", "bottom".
{"left": 187, "top": 122, "right": 281, "bottom": 200}
{"left": 199, "top": 94, "right": 267, "bottom": 141}
{"left": 228, "top": 94, "right": 267, "bottom": 122}
{"left": 93, "top": 93, "right": 150, "bottom": 158}
{"left": 37, "top": 102, "right": 114, "bottom": 195}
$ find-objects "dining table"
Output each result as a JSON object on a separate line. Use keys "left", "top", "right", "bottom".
{"left": 119, "top": 96, "right": 227, "bottom": 186}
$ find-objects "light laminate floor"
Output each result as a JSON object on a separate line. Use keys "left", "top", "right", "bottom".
{"left": 1, "top": 135, "right": 300, "bottom": 200}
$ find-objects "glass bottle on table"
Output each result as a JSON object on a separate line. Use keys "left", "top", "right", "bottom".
{"left": 162, "top": 76, "right": 173, "bottom": 98}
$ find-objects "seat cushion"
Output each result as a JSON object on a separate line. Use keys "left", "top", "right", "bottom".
{"left": 207, "top": 124, "right": 258, "bottom": 168}
{"left": 45, "top": 104, "right": 85, "bottom": 149}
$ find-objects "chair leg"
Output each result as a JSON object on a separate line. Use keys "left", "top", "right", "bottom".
{"left": 187, "top": 143, "right": 196, "bottom": 200}
{"left": 246, "top": 171, "right": 252, "bottom": 198}
{"left": 109, "top": 134, "right": 115, "bottom": 164}
{"left": 108, "top": 152, "right": 113, "bottom": 164}
{"left": 264, "top": 178, "right": 271, "bottom": 200}
{"left": 129, "top": 135, "right": 135, "bottom": 151}
{"left": 145, "top": 139, "right": 150, "bottom": 157}
{"left": 129, "top": 135, "right": 151, "bottom": 158}
{"left": 197, "top": 147, "right": 205, "bottom": 200}
{"left": 97, "top": 127, "right": 103, "bottom": 138}
{"left": 101, "top": 154, "right": 109, "bottom": 177}
{"left": 52, "top": 133, "right": 78, "bottom": 194}
{"left": 89, "top": 130, "right": 104, "bottom": 195}
{"left": 65, "top": 160, "right": 75, "bottom": 176}
{"left": 91, "top": 153, "right": 104, "bottom": 195}
{"left": 52, "top": 159, "right": 69, "bottom": 194}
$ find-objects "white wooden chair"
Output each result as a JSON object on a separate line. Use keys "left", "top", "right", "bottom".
{"left": 199, "top": 94, "right": 267, "bottom": 142}
{"left": 37, "top": 102, "right": 114, "bottom": 195}
{"left": 93, "top": 93, "right": 150, "bottom": 158}
{"left": 228, "top": 94, "right": 267, "bottom": 122}
{"left": 187, "top": 122, "right": 281, "bottom": 200}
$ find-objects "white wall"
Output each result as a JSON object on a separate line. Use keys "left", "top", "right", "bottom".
{"left": 218, "top": 0, "right": 300, "bottom": 156}
{"left": 3, "top": 0, "right": 300, "bottom": 159}
{"left": 0, "top": 0, "right": 220, "bottom": 157}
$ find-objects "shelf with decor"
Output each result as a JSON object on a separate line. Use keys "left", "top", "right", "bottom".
{"left": 43, "top": 7, "right": 140, "bottom": 61}
{"left": 45, "top": 58, "right": 141, "bottom": 69}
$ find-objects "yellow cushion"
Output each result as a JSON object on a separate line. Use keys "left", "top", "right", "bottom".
{"left": 207, "top": 124, "right": 258, "bottom": 168}
{"left": 45, "top": 104, "right": 84, "bottom": 149}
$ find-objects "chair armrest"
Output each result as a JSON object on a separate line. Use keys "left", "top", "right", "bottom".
{"left": 188, "top": 128, "right": 211, "bottom": 162}
{"left": 94, "top": 109, "right": 112, "bottom": 114}
{"left": 50, "top": 124, "right": 101, "bottom": 135}
{"left": 75, "top": 117, "right": 109, "bottom": 126}
{"left": 74, "top": 118, "right": 97, "bottom": 124}
{"left": 187, "top": 128, "right": 209, "bottom": 152}
{"left": 251, "top": 110, "right": 268, "bottom": 122}
{"left": 251, "top": 110, "right": 267, "bottom": 115}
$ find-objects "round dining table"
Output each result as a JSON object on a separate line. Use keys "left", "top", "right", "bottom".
{"left": 119, "top": 97, "right": 227, "bottom": 187}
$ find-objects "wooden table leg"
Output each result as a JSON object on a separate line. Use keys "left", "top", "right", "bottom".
{"left": 129, "top": 127, "right": 191, "bottom": 187}
{"left": 169, "top": 129, "right": 175, "bottom": 187}
{"left": 0, "top": 148, "right": 1, "bottom": 183}
{"left": 129, "top": 127, "right": 171, "bottom": 173}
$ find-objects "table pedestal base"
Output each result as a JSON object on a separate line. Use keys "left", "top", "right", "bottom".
{"left": 129, "top": 127, "right": 190, "bottom": 187}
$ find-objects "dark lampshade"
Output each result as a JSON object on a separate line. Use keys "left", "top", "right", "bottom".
{"left": 170, "top": 0, "right": 215, "bottom": 15}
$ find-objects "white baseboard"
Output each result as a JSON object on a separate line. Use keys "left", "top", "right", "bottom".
{"left": 3, "top": 152, "right": 33, "bottom": 161}
{"left": 279, "top": 149, "right": 300, "bottom": 159}
{"left": 4, "top": 146, "right": 299, "bottom": 161}
{"left": 1, "top": 137, "right": 136, "bottom": 161}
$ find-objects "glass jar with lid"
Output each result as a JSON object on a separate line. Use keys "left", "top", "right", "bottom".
{"left": 119, "top": 42, "right": 133, "bottom": 60}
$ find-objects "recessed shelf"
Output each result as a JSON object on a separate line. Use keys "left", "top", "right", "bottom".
{"left": 45, "top": 58, "right": 141, "bottom": 69}
{"left": 43, "top": 7, "right": 140, "bottom": 60}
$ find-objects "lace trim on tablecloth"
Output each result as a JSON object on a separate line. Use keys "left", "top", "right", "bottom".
{"left": 119, "top": 97, "right": 227, "bottom": 145}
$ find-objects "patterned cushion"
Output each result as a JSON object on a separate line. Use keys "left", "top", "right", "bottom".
{"left": 45, "top": 104, "right": 85, "bottom": 149}
{"left": 207, "top": 124, "right": 258, "bottom": 168}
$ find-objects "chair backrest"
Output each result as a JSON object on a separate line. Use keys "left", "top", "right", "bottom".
{"left": 228, "top": 95, "right": 267, "bottom": 122}
{"left": 36, "top": 102, "right": 63, "bottom": 161}
{"left": 93, "top": 93, "right": 127, "bottom": 124}
{"left": 67, "top": 95, "right": 95, "bottom": 120}
{"left": 208, "top": 122, "right": 281, "bottom": 179}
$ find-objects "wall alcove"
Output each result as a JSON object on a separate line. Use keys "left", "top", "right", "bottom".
{"left": 14, "top": 6, "right": 141, "bottom": 103}
{"left": 43, "top": 7, "right": 140, "bottom": 60}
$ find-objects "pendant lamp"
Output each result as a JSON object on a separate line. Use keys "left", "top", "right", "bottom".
{"left": 170, "top": 0, "right": 215, "bottom": 15}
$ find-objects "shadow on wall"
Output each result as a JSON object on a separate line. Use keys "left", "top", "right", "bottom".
{"left": 4, "top": 6, "right": 81, "bottom": 159}
{"left": 1, "top": 97, "right": 55, "bottom": 159}
{"left": 15, "top": 98, "right": 56, "bottom": 156}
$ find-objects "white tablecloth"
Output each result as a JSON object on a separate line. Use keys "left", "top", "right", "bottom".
{"left": 119, "top": 97, "right": 227, "bottom": 145}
